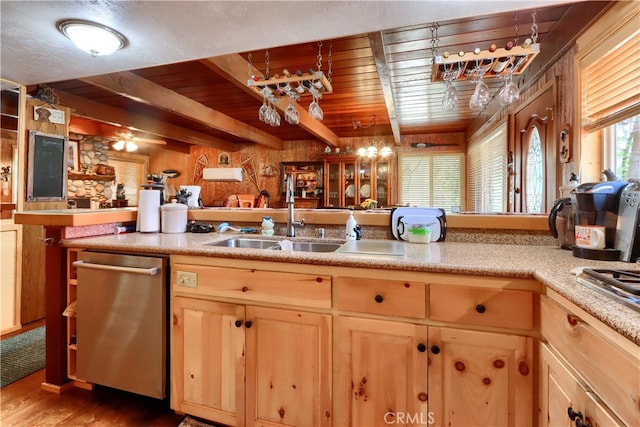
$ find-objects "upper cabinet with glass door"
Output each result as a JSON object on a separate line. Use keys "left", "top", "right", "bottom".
{"left": 323, "top": 155, "right": 392, "bottom": 208}
{"left": 1, "top": 80, "right": 24, "bottom": 219}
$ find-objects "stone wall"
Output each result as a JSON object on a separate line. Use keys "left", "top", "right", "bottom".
{"left": 67, "top": 134, "right": 114, "bottom": 204}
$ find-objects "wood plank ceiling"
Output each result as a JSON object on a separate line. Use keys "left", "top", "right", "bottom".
{"left": 42, "top": 1, "right": 610, "bottom": 152}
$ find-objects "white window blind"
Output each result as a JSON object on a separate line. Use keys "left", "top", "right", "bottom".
{"left": 467, "top": 124, "right": 507, "bottom": 212}
{"left": 581, "top": 11, "right": 640, "bottom": 130}
{"left": 399, "top": 153, "right": 464, "bottom": 212}
{"left": 107, "top": 154, "right": 148, "bottom": 206}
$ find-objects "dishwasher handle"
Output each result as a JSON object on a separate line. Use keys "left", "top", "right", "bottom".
{"left": 73, "top": 260, "right": 160, "bottom": 276}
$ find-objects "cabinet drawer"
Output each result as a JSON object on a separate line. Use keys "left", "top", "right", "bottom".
{"left": 541, "top": 296, "right": 640, "bottom": 425}
{"left": 429, "top": 285, "right": 533, "bottom": 330}
{"left": 335, "top": 277, "right": 426, "bottom": 318}
{"left": 172, "top": 264, "right": 331, "bottom": 309}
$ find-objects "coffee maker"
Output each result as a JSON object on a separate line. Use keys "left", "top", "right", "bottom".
{"left": 571, "top": 181, "right": 640, "bottom": 262}
{"left": 615, "top": 182, "right": 640, "bottom": 262}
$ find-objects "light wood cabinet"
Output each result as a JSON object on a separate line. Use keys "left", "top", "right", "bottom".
{"left": 539, "top": 343, "right": 623, "bottom": 427}
{"left": 172, "top": 297, "right": 245, "bottom": 426}
{"left": 539, "top": 295, "right": 639, "bottom": 426}
{"left": 171, "top": 258, "right": 332, "bottom": 427}
{"left": 335, "top": 316, "right": 429, "bottom": 427}
{"left": 323, "top": 155, "right": 392, "bottom": 207}
{"left": 246, "top": 306, "right": 331, "bottom": 427}
{"left": 280, "top": 161, "right": 324, "bottom": 208}
{"left": 428, "top": 327, "right": 534, "bottom": 427}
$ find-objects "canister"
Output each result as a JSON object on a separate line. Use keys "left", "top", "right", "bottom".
{"left": 161, "top": 199, "right": 188, "bottom": 233}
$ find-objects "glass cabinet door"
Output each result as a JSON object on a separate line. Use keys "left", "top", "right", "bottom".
{"left": 344, "top": 161, "right": 356, "bottom": 207}
{"left": 358, "top": 160, "right": 372, "bottom": 205}
{"left": 375, "top": 160, "right": 390, "bottom": 206}
{"left": 327, "top": 162, "right": 340, "bottom": 207}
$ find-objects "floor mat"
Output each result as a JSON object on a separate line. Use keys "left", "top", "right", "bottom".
{"left": 1, "top": 326, "right": 45, "bottom": 387}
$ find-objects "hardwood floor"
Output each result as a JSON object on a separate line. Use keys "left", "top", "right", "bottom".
{"left": 0, "top": 370, "right": 185, "bottom": 426}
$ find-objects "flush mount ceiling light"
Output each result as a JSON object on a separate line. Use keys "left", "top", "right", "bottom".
{"left": 58, "top": 19, "right": 127, "bottom": 57}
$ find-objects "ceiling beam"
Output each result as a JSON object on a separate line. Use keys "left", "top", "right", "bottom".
{"left": 369, "top": 31, "right": 401, "bottom": 146}
{"left": 80, "top": 71, "right": 284, "bottom": 150}
{"left": 200, "top": 54, "right": 341, "bottom": 147}
{"left": 55, "top": 90, "right": 235, "bottom": 151}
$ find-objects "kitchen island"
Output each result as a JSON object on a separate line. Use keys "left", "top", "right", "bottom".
{"left": 14, "top": 209, "right": 639, "bottom": 426}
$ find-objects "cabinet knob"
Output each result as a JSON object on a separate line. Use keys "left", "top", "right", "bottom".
{"left": 475, "top": 304, "right": 486, "bottom": 314}
{"left": 567, "top": 407, "right": 582, "bottom": 421}
{"left": 374, "top": 294, "right": 384, "bottom": 303}
{"left": 234, "top": 320, "right": 243, "bottom": 328}
{"left": 430, "top": 345, "right": 440, "bottom": 354}
{"left": 245, "top": 320, "right": 253, "bottom": 329}
{"left": 417, "top": 343, "right": 427, "bottom": 352}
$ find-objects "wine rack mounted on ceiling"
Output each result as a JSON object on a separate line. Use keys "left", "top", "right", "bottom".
{"left": 247, "top": 70, "right": 333, "bottom": 98}
{"left": 431, "top": 43, "right": 540, "bottom": 83}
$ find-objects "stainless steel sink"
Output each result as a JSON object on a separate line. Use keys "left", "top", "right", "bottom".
{"left": 208, "top": 238, "right": 280, "bottom": 249}
{"left": 281, "top": 241, "right": 343, "bottom": 253}
{"left": 206, "top": 238, "right": 343, "bottom": 253}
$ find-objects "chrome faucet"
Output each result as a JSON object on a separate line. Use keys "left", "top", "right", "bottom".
{"left": 286, "top": 174, "right": 304, "bottom": 237}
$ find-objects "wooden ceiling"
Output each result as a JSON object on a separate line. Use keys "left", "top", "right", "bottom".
{"left": 41, "top": 1, "right": 610, "bottom": 152}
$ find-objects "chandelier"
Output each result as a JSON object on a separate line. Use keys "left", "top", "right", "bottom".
{"left": 247, "top": 41, "right": 333, "bottom": 127}
{"left": 354, "top": 115, "right": 393, "bottom": 159}
{"left": 112, "top": 131, "right": 138, "bottom": 152}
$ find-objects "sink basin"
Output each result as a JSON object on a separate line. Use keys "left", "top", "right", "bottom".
{"left": 208, "top": 238, "right": 280, "bottom": 249}
{"left": 206, "top": 238, "right": 343, "bottom": 253}
{"left": 285, "top": 241, "right": 343, "bottom": 253}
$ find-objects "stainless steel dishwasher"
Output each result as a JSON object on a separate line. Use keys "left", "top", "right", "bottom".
{"left": 73, "top": 251, "right": 167, "bottom": 399}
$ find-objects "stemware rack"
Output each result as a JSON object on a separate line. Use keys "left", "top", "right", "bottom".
{"left": 247, "top": 70, "right": 333, "bottom": 97}
{"left": 431, "top": 43, "right": 540, "bottom": 82}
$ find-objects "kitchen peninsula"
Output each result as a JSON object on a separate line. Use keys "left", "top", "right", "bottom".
{"left": 14, "top": 208, "right": 640, "bottom": 427}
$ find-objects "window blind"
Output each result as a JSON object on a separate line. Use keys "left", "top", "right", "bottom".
{"left": 467, "top": 125, "right": 507, "bottom": 212}
{"left": 108, "top": 155, "right": 148, "bottom": 206}
{"left": 399, "top": 153, "right": 464, "bottom": 212}
{"left": 581, "top": 16, "right": 640, "bottom": 130}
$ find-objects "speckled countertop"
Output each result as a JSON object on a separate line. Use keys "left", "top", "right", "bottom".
{"left": 64, "top": 232, "right": 640, "bottom": 345}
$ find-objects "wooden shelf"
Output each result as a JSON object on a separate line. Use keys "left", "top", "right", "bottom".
{"left": 68, "top": 173, "right": 116, "bottom": 181}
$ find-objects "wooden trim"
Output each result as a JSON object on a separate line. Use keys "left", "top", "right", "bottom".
{"left": 55, "top": 90, "right": 235, "bottom": 151}
{"left": 81, "top": 71, "right": 284, "bottom": 150}
{"left": 40, "top": 381, "right": 75, "bottom": 394}
{"left": 369, "top": 31, "right": 401, "bottom": 146}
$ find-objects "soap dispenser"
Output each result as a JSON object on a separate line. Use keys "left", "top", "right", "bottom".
{"left": 346, "top": 211, "right": 358, "bottom": 241}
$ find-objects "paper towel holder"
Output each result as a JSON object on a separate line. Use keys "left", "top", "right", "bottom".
{"left": 203, "top": 168, "right": 243, "bottom": 182}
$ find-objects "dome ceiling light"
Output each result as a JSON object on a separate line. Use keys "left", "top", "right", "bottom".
{"left": 58, "top": 19, "right": 128, "bottom": 57}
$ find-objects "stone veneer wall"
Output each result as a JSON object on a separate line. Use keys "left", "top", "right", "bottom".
{"left": 67, "top": 134, "right": 115, "bottom": 204}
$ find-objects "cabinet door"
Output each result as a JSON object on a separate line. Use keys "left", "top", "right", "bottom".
{"left": 358, "top": 159, "right": 373, "bottom": 206}
{"left": 245, "top": 306, "right": 332, "bottom": 427}
{"left": 540, "top": 344, "right": 624, "bottom": 427}
{"left": 335, "top": 316, "right": 429, "bottom": 427}
{"left": 171, "top": 297, "right": 245, "bottom": 427}
{"left": 326, "top": 161, "right": 341, "bottom": 207}
{"left": 428, "top": 327, "right": 533, "bottom": 427}
{"left": 375, "top": 160, "right": 390, "bottom": 206}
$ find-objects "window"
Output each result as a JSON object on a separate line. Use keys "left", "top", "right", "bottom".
{"left": 604, "top": 114, "right": 640, "bottom": 181}
{"left": 398, "top": 153, "right": 464, "bottom": 212}
{"left": 107, "top": 152, "right": 148, "bottom": 206}
{"left": 467, "top": 124, "right": 506, "bottom": 212}
{"left": 577, "top": 2, "right": 639, "bottom": 181}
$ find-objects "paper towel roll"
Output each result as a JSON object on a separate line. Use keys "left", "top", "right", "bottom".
{"left": 137, "top": 189, "right": 161, "bottom": 233}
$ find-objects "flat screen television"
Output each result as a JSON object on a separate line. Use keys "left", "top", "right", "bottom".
{"left": 27, "top": 130, "right": 68, "bottom": 201}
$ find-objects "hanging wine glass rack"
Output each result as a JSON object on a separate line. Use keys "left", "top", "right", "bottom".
{"left": 247, "top": 70, "right": 333, "bottom": 97}
{"left": 431, "top": 43, "right": 540, "bottom": 82}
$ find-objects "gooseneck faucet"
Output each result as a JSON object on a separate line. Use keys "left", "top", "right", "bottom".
{"left": 286, "top": 174, "right": 305, "bottom": 237}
